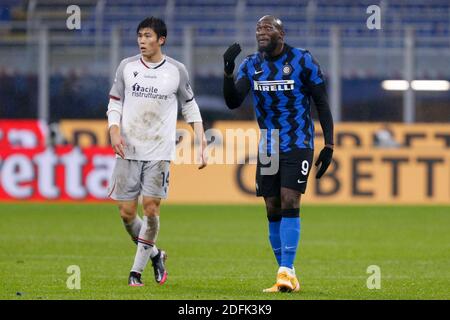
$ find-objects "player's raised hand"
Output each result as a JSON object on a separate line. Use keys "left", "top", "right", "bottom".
{"left": 223, "top": 43, "right": 241, "bottom": 76}
{"left": 110, "top": 126, "right": 126, "bottom": 159}
{"left": 315, "top": 146, "right": 333, "bottom": 179}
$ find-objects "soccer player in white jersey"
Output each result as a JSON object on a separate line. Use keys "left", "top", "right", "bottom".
{"left": 106, "top": 17, "right": 207, "bottom": 286}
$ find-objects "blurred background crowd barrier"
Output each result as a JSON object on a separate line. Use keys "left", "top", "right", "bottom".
{"left": 1, "top": 0, "right": 450, "bottom": 122}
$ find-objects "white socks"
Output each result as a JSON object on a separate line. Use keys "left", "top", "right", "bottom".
{"left": 131, "top": 216, "right": 160, "bottom": 274}
{"left": 278, "top": 266, "right": 296, "bottom": 277}
{"left": 131, "top": 242, "right": 158, "bottom": 274}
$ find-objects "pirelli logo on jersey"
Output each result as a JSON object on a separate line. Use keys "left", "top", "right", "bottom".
{"left": 253, "top": 80, "right": 295, "bottom": 92}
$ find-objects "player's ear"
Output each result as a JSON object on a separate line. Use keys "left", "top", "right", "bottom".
{"left": 158, "top": 36, "right": 166, "bottom": 46}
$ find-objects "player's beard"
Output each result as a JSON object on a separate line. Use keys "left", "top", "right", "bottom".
{"left": 257, "top": 38, "right": 278, "bottom": 55}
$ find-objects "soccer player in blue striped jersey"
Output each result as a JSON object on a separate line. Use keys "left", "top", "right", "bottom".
{"left": 223, "top": 15, "right": 334, "bottom": 293}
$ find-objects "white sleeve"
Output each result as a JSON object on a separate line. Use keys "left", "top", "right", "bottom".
{"left": 176, "top": 64, "right": 202, "bottom": 123}
{"left": 106, "top": 59, "right": 127, "bottom": 128}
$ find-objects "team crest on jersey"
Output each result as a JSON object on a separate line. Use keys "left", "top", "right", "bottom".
{"left": 133, "top": 71, "right": 139, "bottom": 77}
{"left": 282, "top": 64, "right": 292, "bottom": 76}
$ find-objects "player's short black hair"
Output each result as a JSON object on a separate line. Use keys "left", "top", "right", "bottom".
{"left": 136, "top": 17, "right": 167, "bottom": 45}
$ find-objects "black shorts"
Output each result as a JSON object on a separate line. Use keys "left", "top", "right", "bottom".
{"left": 256, "top": 148, "right": 314, "bottom": 197}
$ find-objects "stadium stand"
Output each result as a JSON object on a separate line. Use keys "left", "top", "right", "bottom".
{"left": 0, "top": 0, "right": 449, "bottom": 121}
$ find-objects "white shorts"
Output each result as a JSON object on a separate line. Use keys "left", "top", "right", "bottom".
{"left": 108, "top": 158, "right": 170, "bottom": 201}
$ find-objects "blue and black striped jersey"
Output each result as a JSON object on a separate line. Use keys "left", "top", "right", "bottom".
{"left": 236, "top": 44, "right": 324, "bottom": 153}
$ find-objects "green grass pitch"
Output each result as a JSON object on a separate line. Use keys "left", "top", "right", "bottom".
{"left": 0, "top": 203, "right": 449, "bottom": 300}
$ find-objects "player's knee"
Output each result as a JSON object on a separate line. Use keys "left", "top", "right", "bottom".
{"left": 264, "top": 197, "right": 281, "bottom": 221}
{"left": 142, "top": 199, "right": 160, "bottom": 217}
{"left": 264, "top": 196, "right": 281, "bottom": 210}
{"left": 118, "top": 209, "right": 136, "bottom": 223}
{"left": 280, "top": 195, "right": 299, "bottom": 209}
{"left": 117, "top": 203, "right": 137, "bottom": 223}
{"left": 280, "top": 189, "right": 301, "bottom": 209}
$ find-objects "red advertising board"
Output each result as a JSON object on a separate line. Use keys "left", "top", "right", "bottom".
{"left": 0, "top": 119, "right": 47, "bottom": 148}
{"left": 0, "top": 146, "right": 116, "bottom": 201}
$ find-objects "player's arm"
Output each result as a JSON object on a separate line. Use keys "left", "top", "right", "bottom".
{"left": 310, "top": 83, "right": 334, "bottom": 178}
{"left": 107, "top": 59, "right": 127, "bottom": 158}
{"left": 222, "top": 43, "right": 251, "bottom": 109}
{"left": 304, "top": 51, "right": 334, "bottom": 178}
{"left": 311, "top": 83, "right": 334, "bottom": 149}
{"left": 189, "top": 121, "right": 207, "bottom": 170}
{"left": 176, "top": 64, "right": 207, "bottom": 169}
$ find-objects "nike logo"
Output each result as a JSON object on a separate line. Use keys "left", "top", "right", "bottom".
{"left": 254, "top": 70, "right": 263, "bottom": 74}
{"left": 285, "top": 246, "right": 297, "bottom": 250}
{"left": 297, "top": 180, "right": 306, "bottom": 184}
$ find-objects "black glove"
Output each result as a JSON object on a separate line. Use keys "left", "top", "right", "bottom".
{"left": 315, "top": 146, "right": 333, "bottom": 179}
{"left": 223, "top": 43, "right": 241, "bottom": 76}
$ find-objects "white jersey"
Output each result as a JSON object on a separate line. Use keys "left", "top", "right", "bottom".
{"left": 107, "top": 54, "right": 202, "bottom": 160}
